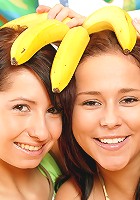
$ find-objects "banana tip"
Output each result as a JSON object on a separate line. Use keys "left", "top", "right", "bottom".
{"left": 11, "top": 57, "right": 18, "bottom": 65}
{"left": 52, "top": 88, "right": 61, "bottom": 93}
{"left": 123, "top": 49, "right": 130, "bottom": 55}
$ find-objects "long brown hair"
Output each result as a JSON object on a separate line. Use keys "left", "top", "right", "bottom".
{"left": 59, "top": 30, "right": 140, "bottom": 200}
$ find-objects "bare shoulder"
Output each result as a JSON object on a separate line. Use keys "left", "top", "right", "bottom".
{"left": 55, "top": 178, "right": 81, "bottom": 200}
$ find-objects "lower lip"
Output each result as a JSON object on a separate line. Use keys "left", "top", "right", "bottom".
{"left": 14, "top": 143, "right": 44, "bottom": 157}
{"left": 94, "top": 137, "right": 129, "bottom": 151}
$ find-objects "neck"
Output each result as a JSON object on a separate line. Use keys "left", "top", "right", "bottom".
{"left": 97, "top": 159, "right": 140, "bottom": 200}
{"left": 0, "top": 160, "right": 50, "bottom": 199}
{"left": 0, "top": 159, "right": 38, "bottom": 191}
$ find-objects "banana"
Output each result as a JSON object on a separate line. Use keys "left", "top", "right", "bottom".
{"left": 83, "top": 6, "right": 137, "bottom": 53}
{"left": 123, "top": 10, "right": 137, "bottom": 53}
{"left": 51, "top": 26, "right": 90, "bottom": 93}
{"left": 1, "top": 13, "right": 48, "bottom": 29}
{"left": 1, "top": 12, "right": 71, "bottom": 29}
{"left": 11, "top": 19, "right": 69, "bottom": 65}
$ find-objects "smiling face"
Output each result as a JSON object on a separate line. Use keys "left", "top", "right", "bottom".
{"left": 0, "top": 68, "right": 62, "bottom": 169}
{"left": 72, "top": 52, "right": 140, "bottom": 171}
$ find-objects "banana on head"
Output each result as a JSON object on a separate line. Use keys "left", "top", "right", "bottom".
{"left": 6, "top": 6, "right": 137, "bottom": 94}
{"left": 50, "top": 6, "right": 137, "bottom": 93}
{"left": 1, "top": 12, "right": 70, "bottom": 29}
{"left": 51, "top": 26, "right": 90, "bottom": 93}
{"left": 7, "top": 12, "right": 89, "bottom": 93}
{"left": 82, "top": 6, "right": 137, "bottom": 53}
{"left": 123, "top": 10, "right": 137, "bottom": 53}
{"left": 1, "top": 13, "right": 48, "bottom": 29}
{"left": 10, "top": 19, "right": 70, "bottom": 65}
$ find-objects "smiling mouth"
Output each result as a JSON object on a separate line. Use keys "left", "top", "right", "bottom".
{"left": 14, "top": 142, "right": 43, "bottom": 151}
{"left": 96, "top": 136, "right": 128, "bottom": 144}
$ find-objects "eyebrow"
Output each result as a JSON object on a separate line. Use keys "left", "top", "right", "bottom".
{"left": 119, "top": 88, "right": 140, "bottom": 93}
{"left": 76, "top": 88, "right": 140, "bottom": 96}
{"left": 76, "top": 91, "right": 101, "bottom": 96}
{"left": 9, "top": 97, "right": 36, "bottom": 104}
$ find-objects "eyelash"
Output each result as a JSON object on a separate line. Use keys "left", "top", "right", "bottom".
{"left": 13, "top": 104, "right": 29, "bottom": 112}
{"left": 83, "top": 100, "right": 101, "bottom": 107}
{"left": 47, "top": 106, "right": 62, "bottom": 114}
{"left": 120, "top": 97, "right": 139, "bottom": 104}
{"left": 82, "top": 97, "right": 139, "bottom": 107}
{"left": 13, "top": 104, "right": 62, "bottom": 115}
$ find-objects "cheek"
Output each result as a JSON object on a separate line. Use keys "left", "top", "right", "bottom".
{"left": 121, "top": 108, "right": 140, "bottom": 132}
{"left": 0, "top": 115, "right": 24, "bottom": 138}
{"left": 72, "top": 110, "right": 93, "bottom": 155}
{"left": 49, "top": 117, "right": 62, "bottom": 140}
{"left": 72, "top": 107, "right": 95, "bottom": 137}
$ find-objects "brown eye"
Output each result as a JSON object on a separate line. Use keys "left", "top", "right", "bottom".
{"left": 47, "top": 106, "right": 62, "bottom": 114}
{"left": 83, "top": 100, "right": 101, "bottom": 106}
{"left": 13, "top": 104, "right": 29, "bottom": 112}
{"left": 120, "top": 97, "right": 139, "bottom": 104}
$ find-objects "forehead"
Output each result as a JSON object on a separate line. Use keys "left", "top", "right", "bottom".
{"left": 10, "top": 68, "right": 42, "bottom": 86}
{"left": 2, "top": 68, "right": 43, "bottom": 92}
{"left": 75, "top": 53, "right": 140, "bottom": 92}
{"left": 0, "top": 67, "right": 50, "bottom": 102}
{"left": 0, "top": 67, "right": 27, "bottom": 91}
{"left": 77, "top": 52, "right": 139, "bottom": 76}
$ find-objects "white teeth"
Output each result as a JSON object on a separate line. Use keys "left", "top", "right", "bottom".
{"left": 16, "top": 143, "right": 42, "bottom": 151}
{"left": 99, "top": 137, "right": 125, "bottom": 144}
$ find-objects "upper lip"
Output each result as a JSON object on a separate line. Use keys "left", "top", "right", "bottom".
{"left": 94, "top": 135, "right": 131, "bottom": 140}
{"left": 14, "top": 142, "right": 46, "bottom": 147}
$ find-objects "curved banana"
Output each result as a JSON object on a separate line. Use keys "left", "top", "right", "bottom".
{"left": 1, "top": 13, "right": 48, "bottom": 29}
{"left": 1, "top": 12, "right": 71, "bottom": 29}
{"left": 51, "top": 26, "right": 90, "bottom": 93}
{"left": 11, "top": 19, "right": 69, "bottom": 65}
{"left": 83, "top": 6, "right": 137, "bottom": 53}
{"left": 123, "top": 10, "right": 137, "bottom": 53}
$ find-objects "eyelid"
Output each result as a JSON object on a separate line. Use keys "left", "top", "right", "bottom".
{"left": 119, "top": 96, "right": 139, "bottom": 105}
{"left": 47, "top": 106, "right": 62, "bottom": 114}
{"left": 13, "top": 104, "right": 30, "bottom": 112}
{"left": 120, "top": 96, "right": 139, "bottom": 101}
{"left": 82, "top": 99, "right": 102, "bottom": 106}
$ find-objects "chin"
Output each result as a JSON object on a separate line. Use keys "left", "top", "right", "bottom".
{"left": 102, "top": 162, "right": 128, "bottom": 171}
{"left": 16, "top": 160, "right": 41, "bottom": 169}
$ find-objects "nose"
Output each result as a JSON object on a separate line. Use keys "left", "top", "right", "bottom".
{"left": 100, "top": 106, "right": 122, "bottom": 129}
{"left": 28, "top": 115, "right": 50, "bottom": 142}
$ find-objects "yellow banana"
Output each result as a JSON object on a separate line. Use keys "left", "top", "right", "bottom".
{"left": 83, "top": 6, "right": 137, "bottom": 53}
{"left": 123, "top": 10, "right": 137, "bottom": 53}
{"left": 1, "top": 12, "right": 70, "bottom": 29}
{"left": 1, "top": 13, "right": 48, "bottom": 29}
{"left": 51, "top": 26, "right": 90, "bottom": 93}
{"left": 11, "top": 19, "right": 69, "bottom": 65}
